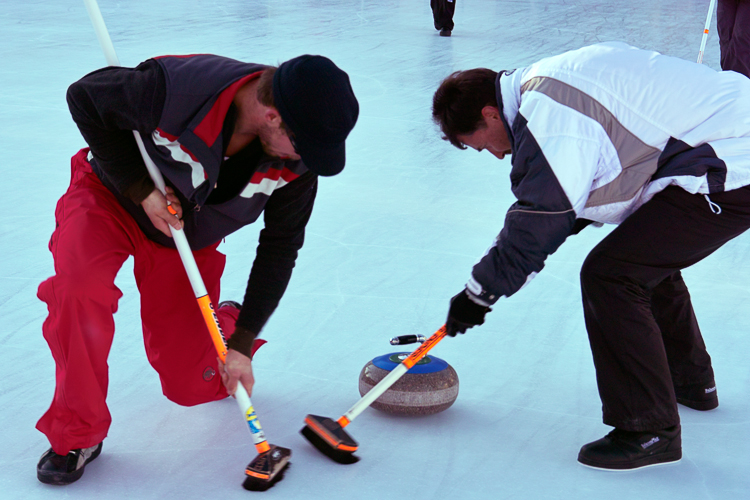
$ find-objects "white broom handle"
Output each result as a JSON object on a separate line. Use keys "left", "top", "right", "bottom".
{"left": 344, "top": 364, "right": 410, "bottom": 422}
{"left": 342, "top": 326, "right": 447, "bottom": 423}
{"left": 82, "top": 0, "right": 270, "bottom": 450}
{"left": 83, "top": 0, "right": 207, "bottom": 295}
{"left": 697, "top": 0, "right": 717, "bottom": 64}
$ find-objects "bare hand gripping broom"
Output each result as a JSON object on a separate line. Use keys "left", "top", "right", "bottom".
{"left": 301, "top": 325, "right": 448, "bottom": 463}
{"left": 82, "top": 0, "right": 290, "bottom": 490}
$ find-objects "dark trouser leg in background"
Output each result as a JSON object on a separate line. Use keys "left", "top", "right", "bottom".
{"left": 431, "top": 0, "right": 456, "bottom": 31}
{"left": 717, "top": 0, "right": 750, "bottom": 78}
{"left": 580, "top": 186, "right": 750, "bottom": 432}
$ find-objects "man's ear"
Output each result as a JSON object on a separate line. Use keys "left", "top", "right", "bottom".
{"left": 263, "top": 108, "right": 284, "bottom": 127}
{"left": 481, "top": 105, "right": 501, "bottom": 121}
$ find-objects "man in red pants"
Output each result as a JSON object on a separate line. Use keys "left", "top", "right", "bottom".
{"left": 36, "top": 54, "right": 358, "bottom": 485}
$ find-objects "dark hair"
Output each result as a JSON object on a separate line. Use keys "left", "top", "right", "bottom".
{"left": 256, "top": 66, "right": 277, "bottom": 107}
{"left": 432, "top": 68, "right": 498, "bottom": 149}
{"left": 257, "top": 66, "right": 293, "bottom": 135}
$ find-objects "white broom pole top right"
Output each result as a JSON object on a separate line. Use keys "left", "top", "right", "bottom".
{"left": 697, "top": 0, "right": 717, "bottom": 64}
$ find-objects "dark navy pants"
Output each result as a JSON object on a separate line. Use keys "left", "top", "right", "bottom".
{"left": 430, "top": 0, "right": 456, "bottom": 31}
{"left": 718, "top": 0, "right": 750, "bottom": 78}
{"left": 580, "top": 185, "right": 750, "bottom": 432}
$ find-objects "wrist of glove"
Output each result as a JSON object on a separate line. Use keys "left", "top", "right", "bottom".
{"left": 446, "top": 289, "right": 492, "bottom": 337}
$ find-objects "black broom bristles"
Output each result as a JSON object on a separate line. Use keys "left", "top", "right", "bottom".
{"left": 241, "top": 445, "right": 292, "bottom": 491}
{"left": 242, "top": 462, "right": 290, "bottom": 491}
{"left": 300, "top": 425, "right": 360, "bottom": 464}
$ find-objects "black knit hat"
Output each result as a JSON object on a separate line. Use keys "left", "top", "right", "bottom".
{"left": 273, "top": 55, "right": 359, "bottom": 176}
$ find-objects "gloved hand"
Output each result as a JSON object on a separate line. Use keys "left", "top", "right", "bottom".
{"left": 445, "top": 289, "right": 492, "bottom": 337}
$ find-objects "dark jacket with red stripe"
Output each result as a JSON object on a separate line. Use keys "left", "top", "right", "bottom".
{"left": 67, "top": 54, "right": 318, "bottom": 342}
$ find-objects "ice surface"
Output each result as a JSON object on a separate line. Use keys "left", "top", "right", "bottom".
{"left": 1, "top": 1, "right": 747, "bottom": 499}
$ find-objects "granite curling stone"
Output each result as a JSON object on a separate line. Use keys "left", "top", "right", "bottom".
{"left": 358, "top": 353, "right": 458, "bottom": 415}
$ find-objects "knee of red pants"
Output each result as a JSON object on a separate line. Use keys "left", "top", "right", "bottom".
{"left": 155, "top": 303, "right": 257, "bottom": 406}
{"left": 156, "top": 342, "right": 230, "bottom": 407}
{"left": 146, "top": 303, "right": 245, "bottom": 407}
{"left": 39, "top": 267, "right": 124, "bottom": 313}
{"left": 143, "top": 313, "right": 230, "bottom": 406}
{"left": 37, "top": 269, "right": 124, "bottom": 376}
{"left": 135, "top": 241, "right": 235, "bottom": 406}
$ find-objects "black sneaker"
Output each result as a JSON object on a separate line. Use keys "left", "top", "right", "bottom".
{"left": 577, "top": 425, "right": 681, "bottom": 470}
{"left": 37, "top": 442, "right": 103, "bottom": 485}
{"left": 218, "top": 300, "right": 241, "bottom": 310}
{"left": 675, "top": 380, "right": 718, "bottom": 411}
{"left": 439, "top": 28, "right": 452, "bottom": 37}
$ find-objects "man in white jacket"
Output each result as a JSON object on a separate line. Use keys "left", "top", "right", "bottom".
{"left": 432, "top": 42, "right": 750, "bottom": 470}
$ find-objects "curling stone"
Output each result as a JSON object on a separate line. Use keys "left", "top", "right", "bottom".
{"left": 358, "top": 353, "right": 459, "bottom": 416}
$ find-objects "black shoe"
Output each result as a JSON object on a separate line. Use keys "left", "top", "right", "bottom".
{"left": 439, "top": 28, "right": 452, "bottom": 37}
{"left": 218, "top": 300, "right": 241, "bottom": 310}
{"left": 675, "top": 380, "right": 718, "bottom": 411}
{"left": 37, "top": 442, "right": 103, "bottom": 485}
{"left": 578, "top": 425, "right": 681, "bottom": 470}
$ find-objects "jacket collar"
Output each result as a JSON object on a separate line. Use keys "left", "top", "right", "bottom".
{"left": 496, "top": 68, "right": 523, "bottom": 151}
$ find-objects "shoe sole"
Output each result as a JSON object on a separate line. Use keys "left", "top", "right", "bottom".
{"left": 577, "top": 449, "right": 682, "bottom": 471}
{"left": 676, "top": 397, "right": 718, "bottom": 411}
{"left": 38, "top": 468, "right": 86, "bottom": 485}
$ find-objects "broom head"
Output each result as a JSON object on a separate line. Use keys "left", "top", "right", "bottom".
{"left": 300, "top": 414, "right": 359, "bottom": 464}
{"left": 242, "top": 445, "right": 292, "bottom": 491}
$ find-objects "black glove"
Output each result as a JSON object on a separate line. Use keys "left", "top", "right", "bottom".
{"left": 445, "top": 289, "right": 492, "bottom": 337}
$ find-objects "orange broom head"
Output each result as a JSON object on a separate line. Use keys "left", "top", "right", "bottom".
{"left": 242, "top": 445, "right": 292, "bottom": 491}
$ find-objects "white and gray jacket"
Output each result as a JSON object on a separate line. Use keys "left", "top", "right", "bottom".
{"left": 467, "top": 41, "right": 750, "bottom": 306}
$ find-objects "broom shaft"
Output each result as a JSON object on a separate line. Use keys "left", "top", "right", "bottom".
{"left": 697, "top": 0, "right": 717, "bottom": 64}
{"left": 340, "top": 326, "right": 447, "bottom": 424}
{"left": 83, "top": 0, "right": 269, "bottom": 454}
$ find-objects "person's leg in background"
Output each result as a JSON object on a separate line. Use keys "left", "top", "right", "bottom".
{"left": 718, "top": 0, "right": 750, "bottom": 77}
{"left": 431, "top": 0, "right": 456, "bottom": 36}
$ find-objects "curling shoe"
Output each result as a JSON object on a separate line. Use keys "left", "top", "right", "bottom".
{"left": 675, "top": 379, "right": 718, "bottom": 411}
{"left": 218, "top": 300, "right": 267, "bottom": 358}
{"left": 37, "top": 442, "right": 102, "bottom": 485}
{"left": 218, "top": 300, "right": 242, "bottom": 311}
{"left": 439, "top": 28, "right": 452, "bottom": 37}
{"left": 578, "top": 425, "right": 681, "bottom": 470}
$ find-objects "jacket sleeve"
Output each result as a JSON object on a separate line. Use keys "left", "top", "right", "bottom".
{"left": 66, "top": 59, "right": 166, "bottom": 203}
{"left": 467, "top": 96, "right": 605, "bottom": 305}
{"left": 228, "top": 170, "right": 318, "bottom": 352}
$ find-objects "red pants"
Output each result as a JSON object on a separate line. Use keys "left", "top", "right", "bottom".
{"left": 37, "top": 149, "right": 238, "bottom": 455}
